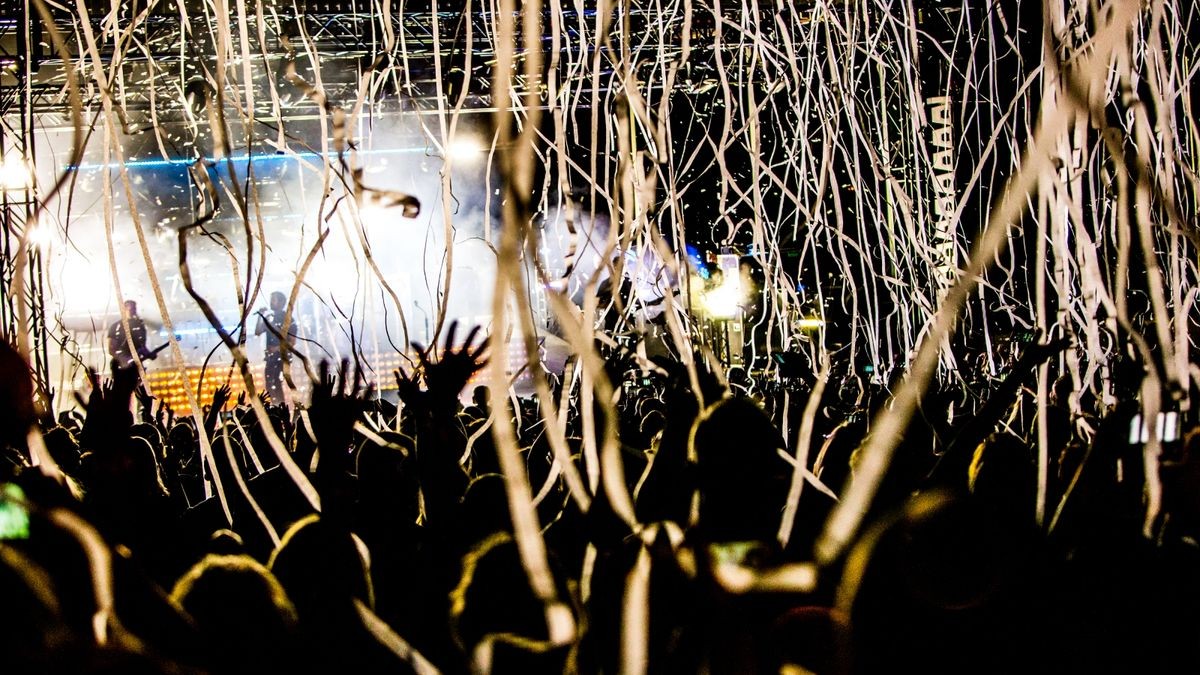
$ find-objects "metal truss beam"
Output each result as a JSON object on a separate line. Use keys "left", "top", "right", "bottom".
{"left": 0, "top": 0, "right": 49, "bottom": 389}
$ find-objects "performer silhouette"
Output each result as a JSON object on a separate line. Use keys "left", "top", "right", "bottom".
{"left": 107, "top": 300, "right": 152, "bottom": 384}
{"left": 255, "top": 292, "right": 295, "bottom": 405}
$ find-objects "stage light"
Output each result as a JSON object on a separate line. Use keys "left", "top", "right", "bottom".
{"left": 796, "top": 317, "right": 825, "bottom": 330}
{"left": 446, "top": 135, "right": 483, "bottom": 164}
{"left": 701, "top": 279, "right": 742, "bottom": 318}
{"left": 27, "top": 225, "right": 52, "bottom": 249}
{"left": 0, "top": 152, "right": 31, "bottom": 192}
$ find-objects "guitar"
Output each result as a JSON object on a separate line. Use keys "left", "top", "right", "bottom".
{"left": 112, "top": 341, "right": 173, "bottom": 371}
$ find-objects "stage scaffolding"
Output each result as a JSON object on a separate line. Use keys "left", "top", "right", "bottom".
{"left": 0, "top": 0, "right": 761, "bottom": 395}
{"left": 0, "top": 0, "right": 49, "bottom": 388}
{"left": 6, "top": 0, "right": 1194, "bottom": 406}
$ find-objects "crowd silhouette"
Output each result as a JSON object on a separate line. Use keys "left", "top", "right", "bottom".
{"left": 2, "top": 325, "right": 1200, "bottom": 674}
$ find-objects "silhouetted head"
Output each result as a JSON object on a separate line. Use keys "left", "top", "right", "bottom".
{"left": 689, "top": 396, "right": 790, "bottom": 542}
{"left": 42, "top": 426, "right": 81, "bottom": 476}
{"left": 206, "top": 529, "right": 246, "bottom": 556}
{"left": 968, "top": 432, "right": 1036, "bottom": 523}
{"left": 728, "top": 366, "right": 751, "bottom": 387}
{"left": 166, "top": 421, "right": 197, "bottom": 463}
{"left": 208, "top": 434, "right": 249, "bottom": 487}
{"left": 126, "top": 436, "right": 168, "bottom": 500}
{"left": 267, "top": 515, "right": 374, "bottom": 621}
{"left": 355, "top": 433, "right": 419, "bottom": 526}
{"left": 171, "top": 553, "right": 300, "bottom": 673}
{"left": 640, "top": 409, "right": 666, "bottom": 440}
{"left": 83, "top": 436, "right": 167, "bottom": 503}
{"left": 472, "top": 385, "right": 489, "bottom": 409}
{"left": 123, "top": 300, "right": 139, "bottom": 318}
{"left": 459, "top": 473, "right": 514, "bottom": 544}
{"left": 269, "top": 292, "right": 286, "bottom": 312}
{"left": 130, "top": 423, "right": 164, "bottom": 460}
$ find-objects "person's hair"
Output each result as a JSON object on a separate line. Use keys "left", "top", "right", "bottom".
{"left": 127, "top": 436, "right": 169, "bottom": 500}
{"left": 42, "top": 425, "right": 82, "bottom": 476}
{"left": 171, "top": 554, "right": 300, "bottom": 671}
{"left": 689, "top": 396, "right": 790, "bottom": 542}
{"left": 267, "top": 515, "right": 375, "bottom": 617}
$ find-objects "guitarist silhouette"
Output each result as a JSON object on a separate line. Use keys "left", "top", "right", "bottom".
{"left": 107, "top": 300, "right": 167, "bottom": 384}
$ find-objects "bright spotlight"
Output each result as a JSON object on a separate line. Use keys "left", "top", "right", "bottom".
{"left": 0, "top": 152, "right": 31, "bottom": 192}
{"left": 446, "top": 136, "right": 483, "bottom": 164}
{"left": 701, "top": 280, "right": 742, "bottom": 318}
{"left": 795, "top": 317, "right": 825, "bottom": 330}
{"left": 27, "top": 225, "right": 52, "bottom": 249}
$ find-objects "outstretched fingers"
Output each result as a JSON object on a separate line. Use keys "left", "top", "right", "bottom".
{"left": 465, "top": 326, "right": 489, "bottom": 362}
{"left": 443, "top": 320, "right": 460, "bottom": 355}
{"left": 394, "top": 366, "right": 422, "bottom": 401}
{"left": 337, "top": 358, "right": 350, "bottom": 397}
{"left": 413, "top": 341, "right": 432, "bottom": 372}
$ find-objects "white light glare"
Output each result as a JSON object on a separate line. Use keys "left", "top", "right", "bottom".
{"left": 702, "top": 278, "right": 742, "bottom": 318}
{"left": 0, "top": 152, "right": 31, "bottom": 191}
{"left": 27, "top": 225, "right": 52, "bottom": 249}
{"left": 446, "top": 136, "right": 483, "bottom": 164}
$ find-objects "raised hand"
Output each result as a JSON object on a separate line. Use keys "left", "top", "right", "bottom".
{"left": 134, "top": 385, "right": 156, "bottom": 425}
{"left": 76, "top": 368, "right": 136, "bottom": 452}
{"left": 392, "top": 322, "right": 489, "bottom": 411}
{"left": 393, "top": 362, "right": 423, "bottom": 407}
{"left": 392, "top": 326, "right": 482, "bottom": 527}
{"left": 155, "top": 400, "right": 172, "bottom": 430}
{"left": 211, "top": 384, "right": 232, "bottom": 411}
{"left": 308, "top": 359, "right": 375, "bottom": 470}
{"left": 418, "top": 321, "right": 489, "bottom": 404}
{"left": 203, "top": 384, "right": 232, "bottom": 436}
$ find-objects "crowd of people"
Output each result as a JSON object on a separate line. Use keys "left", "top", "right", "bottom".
{"left": 3, "top": 324, "right": 1200, "bottom": 674}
